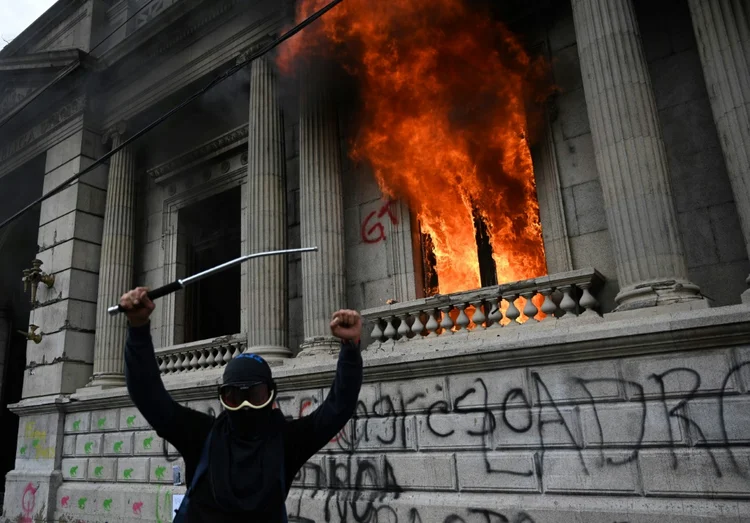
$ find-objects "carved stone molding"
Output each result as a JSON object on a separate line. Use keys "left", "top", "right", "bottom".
{"left": 236, "top": 33, "right": 277, "bottom": 64}
{"left": 146, "top": 124, "right": 248, "bottom": 185}
{"left": 0, "top": 95, "right": 86, "bottom": 165}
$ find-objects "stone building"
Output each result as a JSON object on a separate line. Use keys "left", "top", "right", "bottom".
{"left": 1, "top": 0, "right": 749, "bottom": 521}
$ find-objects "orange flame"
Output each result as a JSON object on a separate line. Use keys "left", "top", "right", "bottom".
{"left": 280, "top": 0, "right": 551, "bottom": 295}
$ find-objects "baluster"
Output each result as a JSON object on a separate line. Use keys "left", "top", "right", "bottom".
{"left": 578, "top": 282, "right": 600, "bottom": 318}
{"left": 371, "top": 319, "right": 384, "bottom": 342}
{"left": 166, "top": 355, "right": 176, "bottom": 374}
{"left": 174, "top": 353, "right": 185, "bottom": 373}
{"left": 487, "top": 297, "right": 502, "bottom": 328}
{"left": 540, "top": 288, "right": 557, "bottom": 321}
{"left": 158, "top": 357, "right": 166, "bottom": 374}
{"left": 520, "top": 291, "right": 539, "bottom": 323}
{"left": 455, "top": 303, "right": 470, "bottom": 331}
{"left": 222, "top": 347, "right": 232, "bottom": 366}
{"left": 206, "top": 348, "right": 216, "bottom": 368}
{"left": 471, "top": 300, "right": 486, "bottom": 329}
{"left": 503, "top": 294, "right": 521, "bottom": 326}
{"left": 439, "top": 306, "right": 454, "bottom": 335}
{"left": 411, "top": 312, "right": 425, "bottom": 338}
{"left": 186, "top": 351, "right": 196, "bottom": 372}
{"left": 425, "top": 309, "right": 439, "bottom": 337}
{"left": 197, "top": 349, "right": 208, "bottom": 369}
{"left": 383, "top": 317, "right": 397, "bottom": 341}
{"left": 559, "top": 285, "right": 577, "bottom": 318}
{"left": 397, "top": 313, "right": 411, "bottom": 340}
{"left": 231, "top": 344, "right": 241, "bottom": 359}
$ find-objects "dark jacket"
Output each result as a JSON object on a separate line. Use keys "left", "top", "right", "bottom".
{"left": 124, "top": 323, "right": 363, "bottom": 522}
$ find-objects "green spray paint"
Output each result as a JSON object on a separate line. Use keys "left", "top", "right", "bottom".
{"left": 143, "top": 436, "right": 154, "bottom": 449}
{"left": 127, "top": 415, "right": 136, "bottom": 427}
{"left": 19, "top": 446, "right": 26, "bottom": 455}
{"left": 114, "top": 441, "right": 123, "bottom": 452}
{"left": 78, "top": 498, "right": 87, "bottom": 510}
{"left": 31, "top": 439, "right": 39, "bottom": 448}
{"left": 69, "top": 465, "right": 78, "bottom": 477}
{"left": 155, "top": 466, "right": 166, "bottom": 480}
{"left": 84, "top": 442, "right": 94, "bottom": 454}
{"left": 72, "top": 420, "right": 81, "bottom": 431}
{"left": 155, "top": 485, "right": 173, "bottom": 523}
{"left": 123, "top": 468, "right": 133, "bottom": 479}
{"left": 103, "top": 498, "right": 113, "bottom": 511}
{"left": 94, "top": 465, "right": 104, "bottom": 477}
{"left": 97, "top": 417, "right": 106, "bottom": 429}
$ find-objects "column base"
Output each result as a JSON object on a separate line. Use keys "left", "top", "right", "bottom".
{"left": 297, "top": 336, "right": 341, "bottom": 357}
{"left": 614, "top": 279, "right": 710, "bottom": 312}
{"left": 85, "top": 372, "right": 126, "bottom": 390}
{"left": 742, "top": 274, "right": 750, "bottom": 304}
{"left": 244, "top": 344, "right": 293, "bottom": 361}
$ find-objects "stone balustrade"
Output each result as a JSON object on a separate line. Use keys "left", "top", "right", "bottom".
{"left": 155, "top": 333, "right": 246, "bottom": 375}
{"left": 363, "top": 268, "right": 605, "bottom": 345}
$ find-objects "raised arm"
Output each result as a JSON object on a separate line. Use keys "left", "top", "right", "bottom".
{"left": 285, "top": 310, "right": 364, "bottom": 469}
{"left": 121, "top": 288, "right": 211, "bottom": 438}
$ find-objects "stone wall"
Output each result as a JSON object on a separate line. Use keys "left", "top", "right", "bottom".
{"left": 4, "top": 306, "right": 750, "bottom": 522}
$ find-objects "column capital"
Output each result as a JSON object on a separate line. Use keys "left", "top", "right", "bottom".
{"left": 102, "top": 121, "right": 128, "bottom": 145}
{"left": 237, "top": 34, "right": 276, "bottom": 65}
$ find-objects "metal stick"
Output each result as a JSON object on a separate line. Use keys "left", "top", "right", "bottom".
{"left": 107, "top": 246, "right": 318, "bottom": 316}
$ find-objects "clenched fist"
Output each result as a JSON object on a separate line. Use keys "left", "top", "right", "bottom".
{"left": 119, "top": 287, "right": 155, "bottom": 327}
{"left": 330, "top": 309, "right": 362, "bottom": 343}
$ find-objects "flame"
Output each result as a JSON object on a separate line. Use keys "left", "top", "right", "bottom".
{"left": 280, "top": 0, "right": 552, "bottom": 294}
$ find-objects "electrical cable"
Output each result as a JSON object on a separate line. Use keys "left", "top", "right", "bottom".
{"left": 0, "top": 0, "right": 158, "bottom": 131}
{"left": 0, "top": 0, "right": 343, "bottom": 231}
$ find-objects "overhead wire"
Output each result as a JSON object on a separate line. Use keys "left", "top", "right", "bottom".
{"left": 0, "top": 0, "right": 344, "bottom": 231}
{"left": 0, "top": 0, "right": 159, "bottom": 131}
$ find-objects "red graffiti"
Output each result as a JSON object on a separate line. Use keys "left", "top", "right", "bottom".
{"left": 61, "top": 496, "right": 70, "bottom": 508}
{"left": 299, "top": 400, "right": 313, "bottom": 417}
{"left": 20, "top": 482, "right": 37, "bottom": 523}
{"left": 361, "top": 200, "right": 398, "bottom": 244}
{"left": 133, "top": 501, "right": 144, "bottom": 515}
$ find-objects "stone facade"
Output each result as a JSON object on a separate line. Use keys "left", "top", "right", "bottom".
{"left": 1, "top": 0, "right": 749, "bottom": 522}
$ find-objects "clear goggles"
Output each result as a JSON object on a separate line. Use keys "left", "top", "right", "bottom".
{"left": 219, "top": 382, "right": 275, "bottom": 411}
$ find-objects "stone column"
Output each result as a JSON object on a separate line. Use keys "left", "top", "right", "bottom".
{"left": 90, "top": 124, "right": 135, "bottom": 387}
{"left": 687, "top": 0, "right": 750, "bottom": 303}
{"left": 571, "top": 0, "right": 706, "bottom": 310}
{"left": 299, "top": 68, "right": 346, "bottom": 353}
{"left": 245, "top": 55, "right": 292, "bottom": 359}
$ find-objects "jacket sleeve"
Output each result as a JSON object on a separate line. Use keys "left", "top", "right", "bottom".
{"left": 124, "top": 323, "right": 212, "bottom": 446}
{"left": 285, "top": 342, "right": 363, "bottom": 467}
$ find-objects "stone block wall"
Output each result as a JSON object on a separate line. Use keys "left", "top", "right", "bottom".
{"left": 5, "top": 321, "right": 750, "bottom": 522}
{"left": 21, "top": 352, "right": 746, "bottom": 522}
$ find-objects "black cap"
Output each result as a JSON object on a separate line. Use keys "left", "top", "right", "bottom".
{"left": 222, "top": 353, "right": 273, "bottom": 387}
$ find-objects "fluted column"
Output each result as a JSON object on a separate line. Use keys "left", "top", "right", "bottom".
{"left": 245, "top": 55, "right": 292, "bottom": 359}
{"left": 571, "top": 0, "right": 706, "bottom": 310}
{"left": 299, "top": 67, "right": 346, "bottom": 354}
{"left": 687, "top": 0, "right": 750, "bottom": 303}
{"left": 90, "top": 124, "right": 135, "bottom": 387}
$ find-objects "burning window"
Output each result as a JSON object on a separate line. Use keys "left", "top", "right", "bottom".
{"left": 281, "top": 0, "right": 553, "bottom": 295}
{"left": 178, "top": 187, "right": 241, "bottom": 341}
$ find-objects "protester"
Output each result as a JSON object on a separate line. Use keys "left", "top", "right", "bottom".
{"left": 120, "top": 287, "right": 363, "bottom": 522}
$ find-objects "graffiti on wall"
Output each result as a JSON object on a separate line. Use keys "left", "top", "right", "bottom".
{"left": 361, "top": 200, "right": 399, "bottom": 244}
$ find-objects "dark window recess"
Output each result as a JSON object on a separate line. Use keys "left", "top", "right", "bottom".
{"left": 420, "top": 232, "right": 439, "bottom": 297}
{"left": 419, "top": 209, "right": 497, "bottom": 296}
{"left": 180, "top": 186, "right": 241, "bottom": 342}
{"left": 473, "top": 207, "right": 498, "bottom": 288}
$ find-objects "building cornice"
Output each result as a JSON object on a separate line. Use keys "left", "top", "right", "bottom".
{"left": 146, "top": 124, "right": 248, "bottom": 185}
{"left": 8, "top": 304, "right": 750, "bottom": 416}
{"left": 0, "top": 0, "right": 86, "bottom": 59}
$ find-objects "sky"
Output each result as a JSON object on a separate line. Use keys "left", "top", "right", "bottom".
{"left": 0, "top": 0, "right": 57, "bottom": 50}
